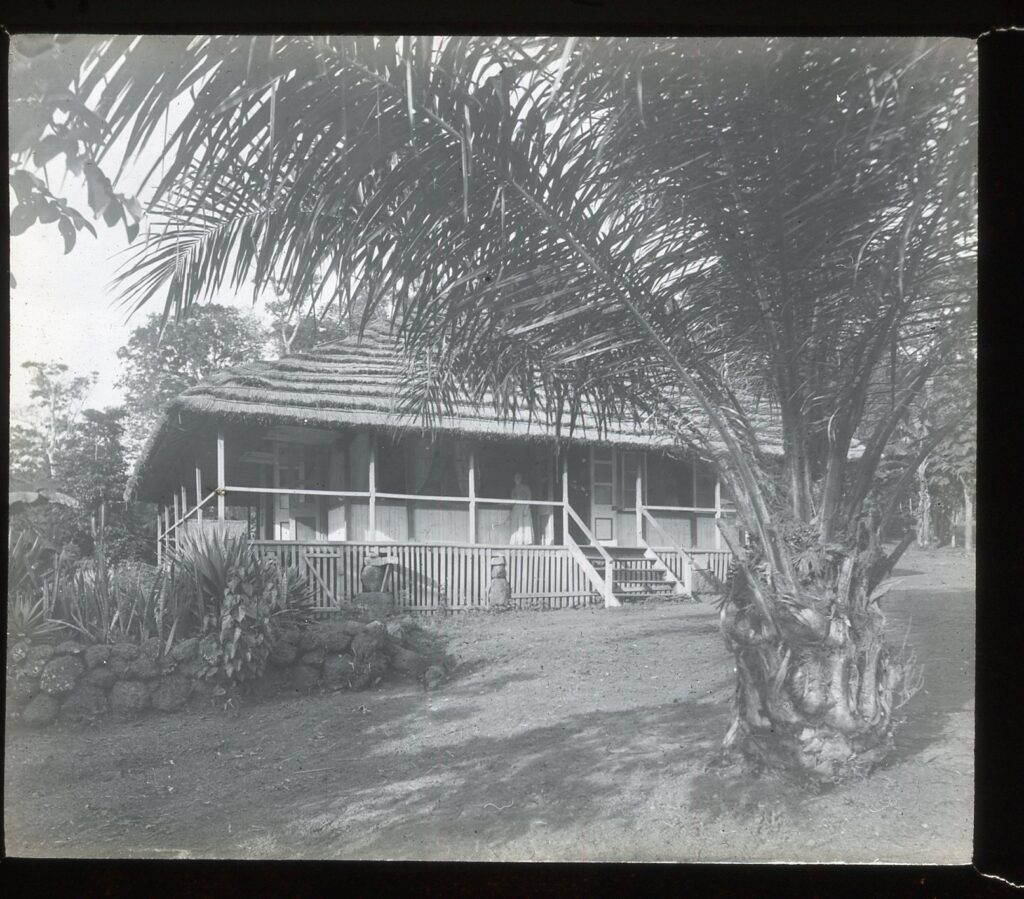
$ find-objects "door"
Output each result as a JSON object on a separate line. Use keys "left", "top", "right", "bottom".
{"left": 590, "top": 447, "right": 617, "bottom": 545}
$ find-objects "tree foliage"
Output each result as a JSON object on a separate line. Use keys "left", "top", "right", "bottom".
{"left": 28, "top": 36, "right": 976, "bottom": 779}
{"left": 8, "top": 35, "right": 143, "bottom": 283}
{"left": 11, "top": 363, "right": 148, "bottom": 562}
{"left": 115, "top": 304, "right": 267, "bottom": 459}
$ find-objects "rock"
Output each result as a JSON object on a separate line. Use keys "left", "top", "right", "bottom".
{"left": 297, "top": 630, "right": 324, "bottom": 653}
{"left": 389, "top": 646, "right": 428, "bottom": 678}
{"left": 322, "top": 654, "right": 356, "bottom": 687}
{"left": 353, "top": 591, "right": 395, "bottom": 620}
{"left": 299, "top": 647, "right": 325, "bottom": 668}
{"left": 22, "top": 644, "right": 56, "bottom": 677}
{"left": 54, "top": 640, "right": 85, "bottom": 657}
{"left": 350, "top": 649, "right": 389, "bottom": 690}
{"left": 278, "top": 626, "right": 302, "bottom": 645}
{"left": 169, "top": 637, "right": 200, "bottom": 663}
{"left": 109, "top": 643, "right": 140, "bottom": 663}
{"left": 341, "top": 619, "right": 367, "bottom": 635}
{"left": 110, "top": 680, "right": 151, "bottom": 716}
{"left": 151, "top": 675, "right": 192, "bottom": 712}
{"left": 84, "top": 666, "right": 118, "bottom": 690}
{"left": 199, "top": 634, "right": 221, "bottom": 666}
{"left": 84, "top": 644, "right": 112, "bottom": 669}
{"left": 110, "top": 642, "right": 140, "bottom": 662}
{"left": 384, "top": 621, "right": 405, "bottom": 643}
{"left": 351, "top": 627, "right": 384, "bottom": 662}
{"left": 139, "top": 637, "right": 163, "bottom": 661}
{"left": 487, "top": 575, "right": 511, "bottom": 607}
{"left": 177, "top": 657, "right": 206, "bottom": 679}
{"left": 108, "top": 658, "right": 131, "bottom": 679}
{"left": 60, "top": 682, "right": 109, "bottom": 721}
{"left": 126, "top": 657, "right": 161, "bottom": 680}
{"left": 11, "top": 641, "right": 31, "bottom": 665}
{"left": 269, "top": 640, "right": 298, "bottom": 666}
{"left": 8, "top": 673, "right": 38, "bottom": 706}
{"left": 423, "top": 665, "right": 446, "bottom": 691}
{"left": 40, "top": 655, "right": 86, "bottom": 696}
{"left": 250, "top": 664, "right": 291, "bottom": 699}
{"left": 190, "top": 678, "right": 219, "bottom": 699}
{"left": 319, "top": 624, "right": 353, "bottom": 653}
{"left": 290, "top": 664, "right": 321, "bottom": 692}
{"left": 23, "top": 693, "right": 60, "bottom": 727}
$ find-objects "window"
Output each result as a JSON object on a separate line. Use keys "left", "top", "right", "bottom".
{"left": 647, "top": 454, "right": 693, "bottom": 507}
{"left": 376, "top": 438, "right": 407, "bottom": 494}
{"left": 695, "top": 460, "right": 717, "bottom": 509}
{"left": 619, "top": 452, "right": 643, "bottom": 510}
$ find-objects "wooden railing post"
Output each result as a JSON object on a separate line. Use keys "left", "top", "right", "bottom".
{"left": 196, "top": 467, "right": 203, "bottom": 528}
{"left": 468, "top": 446, "right": 476, "bottom": 544}
{"left": 368, "top": 431, "right": 377, "bottom": 540}
{"left": 172, "top": 492, "right": 180, "bottom": 543}
{"left": 714, "top": 475, "right": 722, "bottom": 551}
{"left": 635, "top": 459, "right": 643, "bottom": 544}
{"left": 561, "top": 449, "right": 569, "bottom": 546}
{"left": 163, "top": 506, "right": 171, "bottom": 553}
{"left": 217, "top": 429, "right": 226, "bottom": 521}
{"left": 156, "top": 511, "right": 162, "bottom": 565}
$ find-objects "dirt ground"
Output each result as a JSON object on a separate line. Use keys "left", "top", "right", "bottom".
{"left": 4, "top": 546, "right": 974, "bottom": 862}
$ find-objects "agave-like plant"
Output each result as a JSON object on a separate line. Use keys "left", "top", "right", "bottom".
{"left": 7, "top": 528, "right": 64, "bottom": 642}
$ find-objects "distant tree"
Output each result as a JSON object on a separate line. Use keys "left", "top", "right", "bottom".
{"left": 116, "top": 304, "right": 267, "bottom": 459}
{"left": 264, "top": 294, "right": 348, "bottom": 357}
{"left": 10, "top": 363, "right": 148, "bottom": 561}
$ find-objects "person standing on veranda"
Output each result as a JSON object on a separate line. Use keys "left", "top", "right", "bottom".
{"left": 509, "top": 473, "right": 535, "bottom": 545}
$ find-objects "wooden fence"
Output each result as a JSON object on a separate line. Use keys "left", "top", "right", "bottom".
{"left": 652, "top": 547, "right": 733, "bottom": 592}
{"left": 250, "top": 540, "right": 601, "bottom": 615}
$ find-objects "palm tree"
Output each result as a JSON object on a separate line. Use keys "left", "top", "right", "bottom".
{"left": 20, "top": 35, "right": 976, "bottom": 780}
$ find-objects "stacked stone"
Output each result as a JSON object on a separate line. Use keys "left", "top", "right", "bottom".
{"left": 259, "top": 614, "right": 450, "bottom": 697}
{"left": 6, "top": 612, "right": 453, "bottom": 729}
{"left": 7, "top": 636, "right": 195, "bottom": 727}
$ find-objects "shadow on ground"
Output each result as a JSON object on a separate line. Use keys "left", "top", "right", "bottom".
{"left": 269, "top": 694, "right": 731, "bottom": 858}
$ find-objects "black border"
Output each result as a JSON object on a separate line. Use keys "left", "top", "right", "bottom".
{"left": 4, "top": 3, "right": 1023, "bottom": 896}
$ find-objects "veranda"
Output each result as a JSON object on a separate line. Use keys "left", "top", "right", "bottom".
{"left": 153, "top": 424, "right": 734, "bottom": 613}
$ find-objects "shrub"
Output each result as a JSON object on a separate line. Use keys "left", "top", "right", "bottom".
{"left": 165, "top": 530, "right": 314, "bottom": 688}
{"left": 51, "top": 555, "right": 163, "bottom": 645}
{"left": 7, "top": 527, "right": 63, "bottom": 642}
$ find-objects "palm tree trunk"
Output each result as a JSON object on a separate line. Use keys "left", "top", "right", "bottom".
{"left": 719, "top": 521, "right": 917, "bottom": 781}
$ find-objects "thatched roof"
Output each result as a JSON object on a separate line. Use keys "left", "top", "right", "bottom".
{"left": 130, "top": 323, "right": 792, "bottom": 500}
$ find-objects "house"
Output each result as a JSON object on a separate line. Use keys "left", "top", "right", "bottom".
{"left": 130, "top": 324, "right": 761, "bottom": 611}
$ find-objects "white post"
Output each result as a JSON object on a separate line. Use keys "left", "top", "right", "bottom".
{"left": 714, "top": 475, "right": 723, "bottom": 551}
{"left": 217, "top": 429, "right": 226, "bottom": 521}
{"left": 468, "top": 445, "right": 477, "bottom": 544}
{"left": 561, "top": 449, "right": 570, "bottom": 545}
{"left": 181, "top": 485, "right": 188, "bottom": 526}
{"left": 172, "top": 492, "right": 180, "bottom": 533}
{"left": 164, "top": 506, "right": 171, "bottom": 553}
{"left": 963, "top": 477, "right": 974, "bottom": 554}
{"left": 156, "top": 511, "right": 162, "bottom": 565}
{"left": 195, "top": 467, "right": 203, "bottom": 528}
{"left": 635, "top": 454, "right": 643, "bottom": 544}
{"left": 368, "top": 431, "right": 377, "bottom": 541}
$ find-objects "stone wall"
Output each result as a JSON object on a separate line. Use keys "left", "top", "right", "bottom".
{"left": 6, "top": 615, "right": 452, "bottom": 729}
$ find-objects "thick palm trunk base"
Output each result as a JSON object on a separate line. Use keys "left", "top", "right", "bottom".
{"left": 718, "top": 542, "right": 912, "bottom": 782}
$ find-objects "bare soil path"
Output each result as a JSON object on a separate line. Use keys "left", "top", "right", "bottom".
{"left": 4, "top": 546, "right": 973, "bottom": 862}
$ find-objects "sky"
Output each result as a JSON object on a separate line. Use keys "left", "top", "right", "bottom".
{"left": 9, "top": 184, "right": 258, "bottom": 414}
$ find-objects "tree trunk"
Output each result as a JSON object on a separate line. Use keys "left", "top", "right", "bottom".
{"left": 915, "top": 460, "right": 931, "bottom": 547}
{"left": 719, "top": 524, "right": 916, "bottom": 782}
{"left": 962, "top": 476, "right": 974, "bottom": 554}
